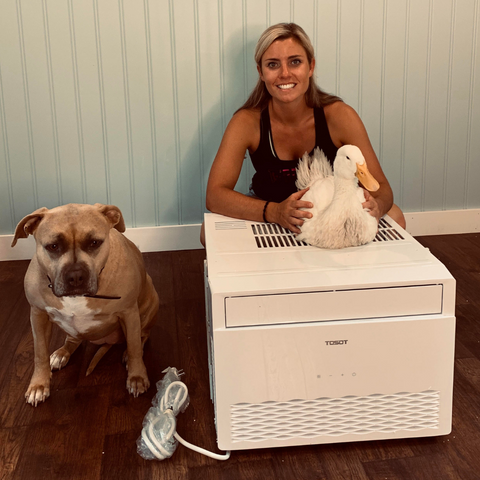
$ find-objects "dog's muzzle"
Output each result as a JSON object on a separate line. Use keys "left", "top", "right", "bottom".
{"left": 50, "top": 263, "right": 97, "bottom": 297}
{"left": 47, "top": 266, "right": 121, "bottom": 299}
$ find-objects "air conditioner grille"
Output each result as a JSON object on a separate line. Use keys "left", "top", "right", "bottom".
{"left": 230, "top": 390, "right": 440, "bottom": 443}
{"left": 374, "top": 218, "right": 404, "bottom": 242}
{"left": 251, "top": 223, "right": 309, "bottom": 248}
{"left": 251, "top": 217, "right": 404, "bottom": 249}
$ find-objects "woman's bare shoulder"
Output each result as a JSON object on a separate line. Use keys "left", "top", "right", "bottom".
{"left": 223, "top": 108, "right": 261, "bottom": 150}
{"left": 230, "top": 108, "right": 261, "bottom": 129}
{"left": 324, "top": 101, "right": 366, "bottom": 144}
{"left": 324, "top": 101, "right": 358, "bottom": 124}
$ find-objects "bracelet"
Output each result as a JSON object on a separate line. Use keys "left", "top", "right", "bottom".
{"left": 262, "top": 201, "right": 270, "bottom": 223}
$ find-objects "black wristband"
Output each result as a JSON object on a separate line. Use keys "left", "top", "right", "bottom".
{"left": 263, "top": 201, "right": 270, "bottom": 223}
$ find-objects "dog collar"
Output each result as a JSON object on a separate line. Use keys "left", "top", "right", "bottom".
{"left": 47, "top": 275, "right": 121, "bottom": 300}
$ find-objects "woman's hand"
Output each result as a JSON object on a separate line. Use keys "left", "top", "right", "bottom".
{"left": 268, "top": 188, "right": 313, "bottom": 234}
{"left": 362, "top": 190, "right": 381, "bottom": 223}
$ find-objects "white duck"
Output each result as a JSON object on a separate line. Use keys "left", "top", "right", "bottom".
{"left": 295, "top": 145, "right": 380, "bottom": 249}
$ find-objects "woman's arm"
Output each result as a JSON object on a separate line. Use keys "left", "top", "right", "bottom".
{"left": 206, "top": 109, "right": 266, "bottom": 221}
{"left": 325, "top": 102, "right": 394, "bottom": 221}
{"left": 206, "top": 109, "right": 313, "bottom": 232}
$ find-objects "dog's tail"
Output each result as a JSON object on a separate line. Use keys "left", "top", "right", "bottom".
{"left": 86, "top": 344, "right": 113, "bottom": 376}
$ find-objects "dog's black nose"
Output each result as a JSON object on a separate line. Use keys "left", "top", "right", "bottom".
{"left": 55, "top": 263, "right": 94, "bottom": 297}
{"left": 66, "top": 265, "right": 88, "bottom": 287}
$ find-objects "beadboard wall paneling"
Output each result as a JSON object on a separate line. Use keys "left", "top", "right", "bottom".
{"left": 1, "top": 0, "right": 479, "bottom": 236}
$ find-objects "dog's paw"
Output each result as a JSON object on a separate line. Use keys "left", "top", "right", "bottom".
{"left": 126, "top": 374, "right": 150, "bottom": 398}
{"left": 50, "top": 348, "right": 70, "bottom": 370}
{"left": 25, "top": 384, "right": 50, "bottom": 407}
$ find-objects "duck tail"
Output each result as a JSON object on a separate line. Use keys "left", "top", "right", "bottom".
{"left": 296, "top": 147, "right": 333, "bottom": 190}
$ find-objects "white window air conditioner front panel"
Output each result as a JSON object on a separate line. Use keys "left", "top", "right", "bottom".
{"left": 210, "top": 316, "right": 455, "bottom": 451}
{"left": 204, "top": 213, "right": 456, "bottom": 451}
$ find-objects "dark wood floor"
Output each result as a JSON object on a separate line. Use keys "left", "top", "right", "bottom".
{"left": 1, "top": 233, "right": 479, "bottom": 480}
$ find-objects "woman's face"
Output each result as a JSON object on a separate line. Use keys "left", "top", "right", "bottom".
{"left": 258, "top": 37, "right": 314, "bottom": 105}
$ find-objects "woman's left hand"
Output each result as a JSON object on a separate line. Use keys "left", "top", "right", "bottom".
{"left": 362, "top": 190, "right": 381, "bottom": 223}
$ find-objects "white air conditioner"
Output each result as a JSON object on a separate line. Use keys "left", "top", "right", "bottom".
{"left": 203, "top": 213, "right": 456, "bottom": 451}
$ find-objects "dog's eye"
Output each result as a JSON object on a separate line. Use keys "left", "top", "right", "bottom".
{"left": 46, "top": 244, "right": 59, "bottom": 252}
{"left": 89, "top": 240, "right": 103, "bottom": 249}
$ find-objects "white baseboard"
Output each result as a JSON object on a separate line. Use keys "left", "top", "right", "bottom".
{"left": 404, "top": 209, "right": 480, "bottom": 236}
{"left": 0, "top": 223, "right": 203, "bottom": 262}
{"left": 1, "top": 209, "right": 479, "bottom": 262}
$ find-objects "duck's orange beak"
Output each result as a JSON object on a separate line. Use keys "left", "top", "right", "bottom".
{"left": 356, "top": 163, "right": 380, "bottom": 192}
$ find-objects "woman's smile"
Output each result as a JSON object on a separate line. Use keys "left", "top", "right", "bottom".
{"left": 277, "top": 83, "right": 296, "bottom": 90}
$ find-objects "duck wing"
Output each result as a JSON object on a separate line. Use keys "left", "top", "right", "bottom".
{"left": 302, "top": 176, "right": 335, "bottom": 213}
{"left": 296, "top": 176, "right": 335, "bottom": 244}
{"left": 296, "top": 147, "right": 333, "bottom": 190}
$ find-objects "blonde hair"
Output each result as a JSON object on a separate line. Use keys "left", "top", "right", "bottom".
{"left": 238, "top": 23, "right": 342, "bottom": 112}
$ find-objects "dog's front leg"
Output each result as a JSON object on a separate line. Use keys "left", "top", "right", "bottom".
{"left": 26, "top": 307, "right": 53, "bottom": 406}
{"left": 50, "top": 335, "right": 82, "bottom": 371}
{"left": 120, "top": 307, "right": 150, "bottom": 397}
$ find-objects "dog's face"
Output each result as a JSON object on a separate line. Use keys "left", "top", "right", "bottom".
{"left": 12, "top": 204, "right": 126, "bottom": 297}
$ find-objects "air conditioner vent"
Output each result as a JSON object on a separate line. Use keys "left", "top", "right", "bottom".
{"left": 251, "top": 223, "right": 309, "bottom": 248}
{"left": 230, "top": 390, "right": 440, "bottom": 443}
{"left": 251, "top": 217, "right": 404, "bottom": 249}
{"left": 374, "top": 218, "right": 404, "bottom": 242}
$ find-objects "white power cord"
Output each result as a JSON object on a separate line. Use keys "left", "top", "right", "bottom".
{"left": 137, "top": 368, "right": 230, "bottom": 461}
{"left": 173, "top": 431, "right": 231, "bottom": 461}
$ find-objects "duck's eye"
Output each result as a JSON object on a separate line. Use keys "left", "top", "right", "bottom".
{"left": 346, "top": 156, "right": 350, "bottom": 160}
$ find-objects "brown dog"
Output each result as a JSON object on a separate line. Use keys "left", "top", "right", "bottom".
{"left": 11, "top": 203, "right": 159, "bottom": 406}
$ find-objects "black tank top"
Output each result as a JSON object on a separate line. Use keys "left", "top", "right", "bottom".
{"left": 250, "top": 106, "right": 338, "bottom": 202}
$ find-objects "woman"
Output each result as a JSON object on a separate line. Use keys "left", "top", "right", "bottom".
{"left": 203, "top": 23, "right": 405, "bottom": 245}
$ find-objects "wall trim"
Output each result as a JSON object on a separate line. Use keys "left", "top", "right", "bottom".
{"left": 404, "top": 209, "right": 480, "bottom": 236}
{"left": 1, "top": 224, "right": 203, "bottom": 262}
{"left": 1, "top": 209, "right": 479, "bottom": 262}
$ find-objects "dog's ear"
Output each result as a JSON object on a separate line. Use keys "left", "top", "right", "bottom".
{"left": 94, "top": 204, "right": 126, "bottom": 233}
{"left": 11, "top": 207, "right": 49, "bottom": 247}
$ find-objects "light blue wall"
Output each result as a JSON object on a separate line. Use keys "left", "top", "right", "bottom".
{"left": 1, "top": 0, "right": 479, "bottom": 234}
